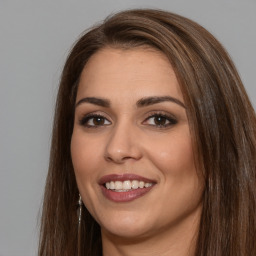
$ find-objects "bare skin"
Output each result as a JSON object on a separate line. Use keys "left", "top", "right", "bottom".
{"left": 71, "top": 47, "right": 204, "bottom": 256}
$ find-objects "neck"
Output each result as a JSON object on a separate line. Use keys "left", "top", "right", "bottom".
{"left": 101, "top": 206, "right": 201, "bottom": 256}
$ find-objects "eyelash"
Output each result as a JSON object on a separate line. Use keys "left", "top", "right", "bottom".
{"left": 79, "top": 112, "right": 177, "bottom": 129}
{"left": 144, "top": 112, "right": 178, "bottom": 128}
{"left": 79, "top": 113, "right": 111, "bottom": 128}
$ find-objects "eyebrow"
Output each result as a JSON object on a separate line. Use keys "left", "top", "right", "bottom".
{"left": 75, "top": 96, "right": 185, "bottom": 109}
{"left": 136, "top": 96, "right": 186, "bottom": 108}
{"left": 75, "top": 97, "right": 110, "bottom": 108}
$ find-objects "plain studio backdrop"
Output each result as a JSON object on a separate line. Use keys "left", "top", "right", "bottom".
{"left": 0, "top": 0, "right": 255, "bottom": 255}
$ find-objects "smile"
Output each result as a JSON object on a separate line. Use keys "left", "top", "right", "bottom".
{"left": 105, "top": 180, "right": 153, "bottom": 191}
{"left": 99, "top": 174, "right": 156, "bottom": 202}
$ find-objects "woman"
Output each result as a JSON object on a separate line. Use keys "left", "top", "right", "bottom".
{"left": 39, "top": 9, "right": 256, "bottom": 256}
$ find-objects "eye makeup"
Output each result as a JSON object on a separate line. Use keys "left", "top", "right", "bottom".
{"left": 79, "top": 113, "right": 111, "bottom": 128}
{"left": 143, "top": 111, "right": 178, "bottom": 128}
{"left": 78, "top": 110, "right": 178, "bottom": 130}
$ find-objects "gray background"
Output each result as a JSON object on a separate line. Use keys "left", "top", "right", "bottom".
{"left": 0, "top": 0, "right": 255, "bottom": 255}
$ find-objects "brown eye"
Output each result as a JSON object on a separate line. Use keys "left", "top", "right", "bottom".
{"left": 154, "top": 116, "right": 168, "bottom": 126}
{"left": 79, "top": 114, "right": 111, "bottom": 127}
{"left": 144, "top": 113, "right": 177, "bottom": 128}
{"left": 93, "top": 117, "right": 105, "bottom": 126}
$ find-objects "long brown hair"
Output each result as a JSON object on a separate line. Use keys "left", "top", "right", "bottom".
{"left": 39, "top": 9, "right": 256, "bottom": 256}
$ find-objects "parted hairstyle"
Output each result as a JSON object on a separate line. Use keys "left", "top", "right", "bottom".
{"left": 39, "top": 9, "right": 256, "bottom": 256}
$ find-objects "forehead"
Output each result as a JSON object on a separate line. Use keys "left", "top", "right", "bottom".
{"left": 77, "top": 47, "right": 183, "bottom": 102}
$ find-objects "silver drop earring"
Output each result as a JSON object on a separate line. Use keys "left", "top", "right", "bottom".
{"left": 78, "top": 194, "right": 83, "bottom": 225}
{"left": 77, "top": 194, "right": 83, "bottom": 256}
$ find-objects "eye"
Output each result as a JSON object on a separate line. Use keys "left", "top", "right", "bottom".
{"left": 144, "top": 113, "right": 177, "bottom": 128}
{"left": 79, "top": 114, "right": 111, "bottom": 128}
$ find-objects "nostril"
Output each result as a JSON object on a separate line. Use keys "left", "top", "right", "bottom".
{"left": 104, "top": 155, "right": 129, "bottom": 163}
{"left": 104, "top": 135, "right": 143, "bottom": 163}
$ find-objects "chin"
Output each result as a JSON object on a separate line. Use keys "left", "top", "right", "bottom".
{"left": 99, "top": 212, "right": 154, "bottom": 239}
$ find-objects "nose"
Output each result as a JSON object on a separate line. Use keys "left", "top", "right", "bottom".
{"left": 104, "top": 122, "right": 142, "bottom": 164}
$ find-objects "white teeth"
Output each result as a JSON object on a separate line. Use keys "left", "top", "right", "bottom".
{"left": 105, "top": 180, "right": 153, "bottom": 191}
{"left": 131, "top": 180, "right": 139, "bottom": 189}
{"left": 115, "top": 181, "right": 123, "bottom": 190}
{"left": 145, "top": 183, "right": 151, "bottom": 188}
{"left": 123, "top": 180, "right": 132, "bottom": 190}
{"left": 139, "top": 181, "right": 144, "bottom": 188}
{"left": 110, "top": 181, "right": 115, "bottom": 189}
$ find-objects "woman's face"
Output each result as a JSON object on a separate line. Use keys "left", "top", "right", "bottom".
{"left": 71, "top": 47, "right": 203, "bottom": 240}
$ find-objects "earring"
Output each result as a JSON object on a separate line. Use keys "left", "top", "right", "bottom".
{"left": 77, "top": 194, "right": 83, "bottom": 256}
{"left": 78, "top": 194, "right": 83, "bottom": 224}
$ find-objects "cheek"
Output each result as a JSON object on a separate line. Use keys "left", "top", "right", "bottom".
{"left": 147, "top": 132, "right": 202, "bottom": 220}
{"left": 71, "top": 132, "right": 102, "bottom": 184}
{"left": 147, "top": 131, "right": 195, "bottom": 178}
{"left": 71, "top": 132, "right": 104, "bottom": 216}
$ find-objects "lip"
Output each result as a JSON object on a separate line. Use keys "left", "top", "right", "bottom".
{"left": 99, "top": 173, "right": 156, "bottom": 203}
